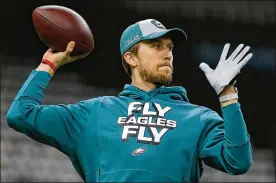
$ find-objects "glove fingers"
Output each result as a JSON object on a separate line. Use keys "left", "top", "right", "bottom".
{"left": 199, "top": 63, "right": 213, "bottom": 74}
{"left": 233, "top": 46, "right": 250, "bottom": 64}
{"left": 238, "top": 53, "right": 253, "bottom": 69}
{"left": 228, "top": 44, "right": 244, "bottom": 61}
{"left": 220, "top": 43, "right": 230, "bottom": 61}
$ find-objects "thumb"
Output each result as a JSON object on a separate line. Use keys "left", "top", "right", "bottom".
{"left": 199, "top": 62, "right": 213, "bottom": 74}
{"left": 64, "top": 41, "right": 75, "bottom": 56}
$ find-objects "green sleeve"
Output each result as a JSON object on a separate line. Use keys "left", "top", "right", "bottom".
{"left": 197, "top": 103, "right": 253, "bottom": 175}
{"left": 6, "top": 70, "right": 95, "bottom": 156}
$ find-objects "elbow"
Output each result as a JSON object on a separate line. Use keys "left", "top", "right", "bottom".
{"left": 229, "top": 154, "right": 253, "bottom": 175}
{"left": 6, "top": 98, "right": 39, "bottom": 132}
{"left": 225, "top": 140, "right": 253, "bottom": 175}
{"left": 233, "top": 159, "right": 252, "bottom": 175}
{"left": 6, "top": 106, "right": 25, "bottom": 129}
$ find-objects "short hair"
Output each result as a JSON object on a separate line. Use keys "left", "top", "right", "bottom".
{"left": 122, "top": 43, "right": 140, "bottom": 77}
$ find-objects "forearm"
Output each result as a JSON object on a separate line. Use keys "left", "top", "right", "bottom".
{"left": 219, "top": 85, "right": 250, "bottom": 145}
{"left": 200, "top": 103, "right": 252, "bottom": 174}
{"left": 6, "top": 69, "right": 81, "bottom": 153}
{"left": 222, "top": 101, "right": 250, "bottom": 146}
{"left": 6, "top": 69, "right": 52, "bottom": 132}
{"left": 9, "top": 70, "right": 52, "bottom": 114}
{"left": 220, "top": 103, "right": 252, "bottom": 174}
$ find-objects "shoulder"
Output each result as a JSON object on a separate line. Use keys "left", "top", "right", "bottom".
{"left": 181, "top": 102, "right": 222, "bottom": 124}
{"left": 66, "top": 97, "right": 106, "bottom": 113}
{"left": 177, "top": 102, "right": 205, "bottom": 116}
{"left": 77, "top": 97, "right": 103, "bottom": 106}
{"left": 197, "top": 105, "right": 223, "bottom": 126}
{"left": 73, "top": 96, "right": 121, "bottom": 109}
{"left": 96, "top": 96, "right": 124, "bottom": 108}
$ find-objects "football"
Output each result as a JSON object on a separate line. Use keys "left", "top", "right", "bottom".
{"left": 32, "top": 5, "right": 94, "bottom": 55}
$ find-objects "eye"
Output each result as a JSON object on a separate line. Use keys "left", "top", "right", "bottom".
{"left": 154, "top": 44, "right": 162, "bottom": 49}
{"left": 166, "top": 42, "right": 174, "bottom": 50}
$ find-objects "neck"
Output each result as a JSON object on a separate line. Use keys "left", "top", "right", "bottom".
{"left": 131, "top": 75, "right": 157, "bottom": 92}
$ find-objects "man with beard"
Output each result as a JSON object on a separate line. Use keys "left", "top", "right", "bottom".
{"left": 6, "top": 19, "right": 253, "bottom": 182}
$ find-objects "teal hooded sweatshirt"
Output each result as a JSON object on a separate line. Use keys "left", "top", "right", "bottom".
{"left": 6, "top": 70, "right": 252, "bottom": 182}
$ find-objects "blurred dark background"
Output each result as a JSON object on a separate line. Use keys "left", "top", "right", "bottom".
{"left": 1, "top": 0, "right": 275, "bottom": 182}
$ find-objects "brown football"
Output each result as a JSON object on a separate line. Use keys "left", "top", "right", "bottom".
{"left": 32, "top": 5, "right": 94, "bottom": 55}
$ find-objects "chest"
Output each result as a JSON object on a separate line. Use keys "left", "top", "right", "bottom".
{"left": 97, "top": 101, "right": 200, "bottom": 161}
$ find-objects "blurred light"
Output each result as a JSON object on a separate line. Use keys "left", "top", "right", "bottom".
{"left": 123, "top": 1, "right": 275, "bottom": 25}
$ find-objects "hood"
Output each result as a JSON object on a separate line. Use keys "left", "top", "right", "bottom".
{"left": 118, "top": 84, "right": 189, "bottom": 103}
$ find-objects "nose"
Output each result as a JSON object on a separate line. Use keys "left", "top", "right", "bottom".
{"left": 163, "top": 47, "right": 173, "bottom": 61}
{"left": 164, "top": 55, "right": 172, "bottom": 61}
{"left": 165, "top": 54, "right": 172, "bottom": 61}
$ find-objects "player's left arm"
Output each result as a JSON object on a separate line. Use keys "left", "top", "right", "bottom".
{"left": 197, "top": 98, "right": 252, "bottom": 175}
{"left": 197, "top": 43, "right": 254, "bottom": 175}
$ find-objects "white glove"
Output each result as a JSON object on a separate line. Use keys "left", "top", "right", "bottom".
{"left": 199, "top": 43, "right": 253, "bottom": 95}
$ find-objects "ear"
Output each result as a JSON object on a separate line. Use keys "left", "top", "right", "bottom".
{"left": 123, "top": 52, "right": 138, "bottom": 67}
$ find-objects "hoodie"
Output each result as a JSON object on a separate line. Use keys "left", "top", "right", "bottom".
{"left": 6, "top": 70, "right": 252, "bottom": 182}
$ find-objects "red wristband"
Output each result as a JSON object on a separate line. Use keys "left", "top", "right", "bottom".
{"left": 41, "top": 59, "right": 57, "bottom": 72}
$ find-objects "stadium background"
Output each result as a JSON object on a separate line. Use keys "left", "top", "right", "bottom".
{"left": 1, "top": 0, "right": 275, "bottom": 181}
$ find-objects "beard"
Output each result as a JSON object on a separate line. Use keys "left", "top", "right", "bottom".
{"left": 138, "top": 65, "right": 173, "bottom": 86}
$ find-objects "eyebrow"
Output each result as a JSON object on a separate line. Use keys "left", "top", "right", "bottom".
{"left": 167, "top": 42, "right": 174, "bottom": 47}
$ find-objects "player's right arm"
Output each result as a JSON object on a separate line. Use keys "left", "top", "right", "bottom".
{"left": 6, "top": 41, "right": 91, "bottom": 156}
